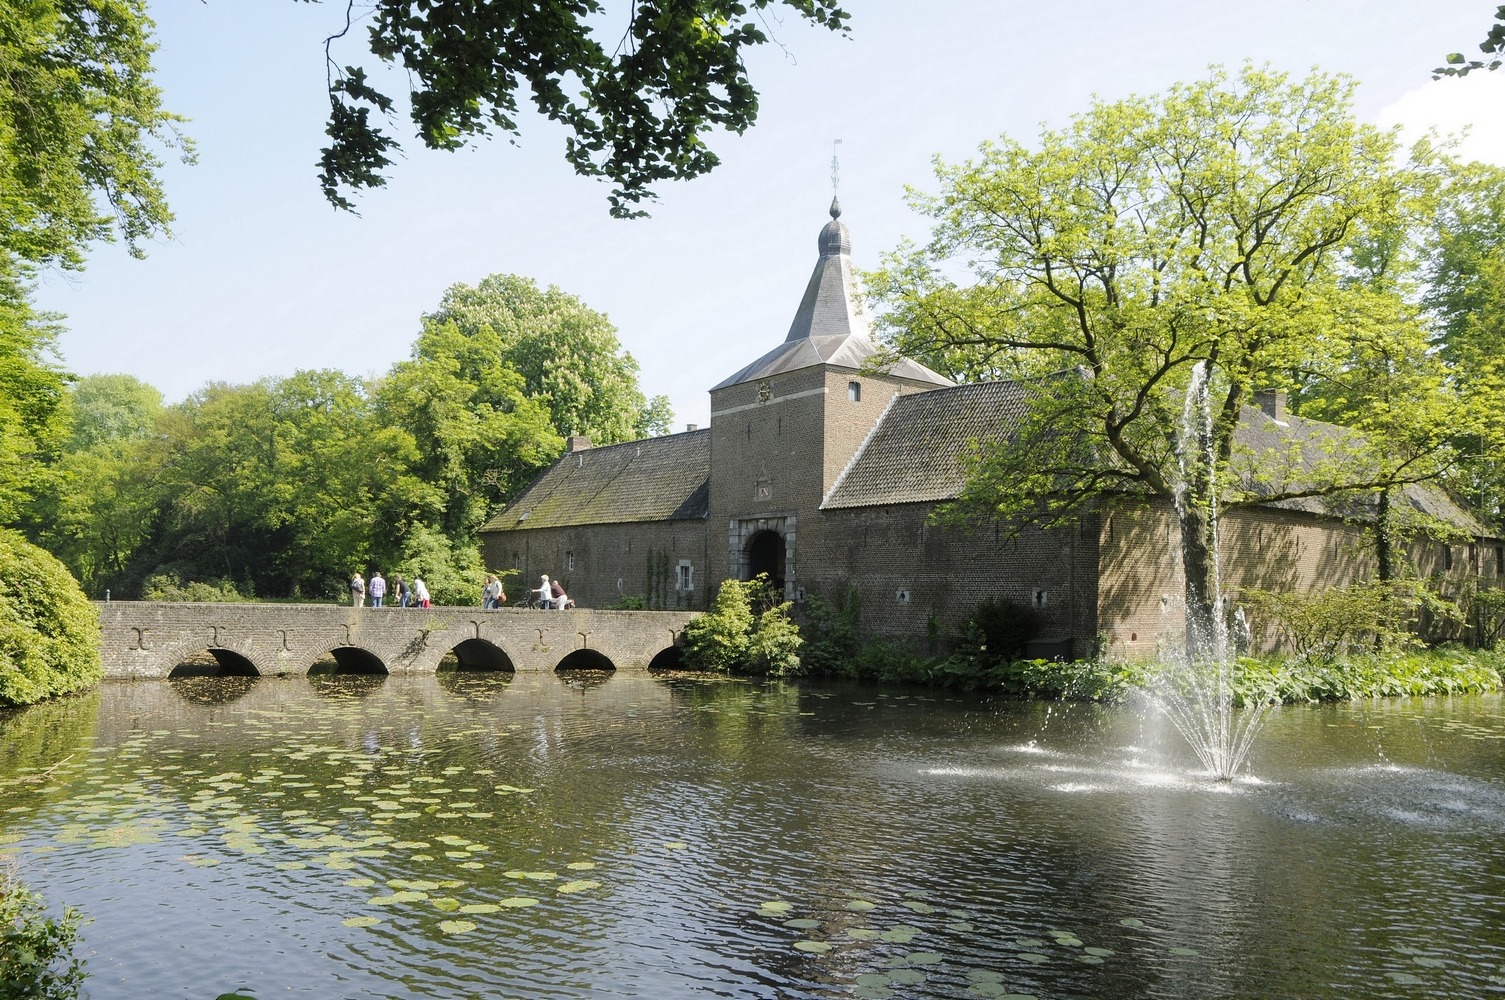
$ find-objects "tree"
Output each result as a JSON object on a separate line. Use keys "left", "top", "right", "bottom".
{"left": 1416, "top": 160, "right": 1505, "bottom": 523}
{"left": 21, "top": 374, "right": 165, "bottom": 593}
{"left": 311, "top": 0, "right": 850, "bottom": 216}
{"left": 376, "top": 317, "right": 560, "bottom": 542}
{"left": 0, "top": 0, "right": 190, "bottom": 272}
{"left": 871, "top": 66, "right": 1442, "bottom": 659}
{"left": 1436, "top": 5, "right": 1505, "bottom": 76}
{"left": 421, "top": 274, "right": 672, "bottom": 444}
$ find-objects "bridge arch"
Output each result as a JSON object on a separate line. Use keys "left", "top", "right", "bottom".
{"left": 309, "top": 646, "right": 388, "bottom": 675}
{"left": 646, "top": 645, "right": 686, "bottom": 671}
{"left": 438, "top": 638, "right": 515, "bottom": 672}
{"left": 168, "top": 646, "right": 260, "bottom": 678}
{"left": 555, "top": 648, "right": 616, "bottom": 672}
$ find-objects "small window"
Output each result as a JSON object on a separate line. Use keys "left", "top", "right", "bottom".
{"left": 1496, "top": 546, "right": 1503, "bottom": 576}
{"left": 566, "top": 550, "right": 575, "bottom": 572}
{"left": 1443, "top": 545, "right": 1454, "bottom": 571}
{"left": 848, "top": 380, "right": 861, "bottom": 402}
{"left": 676, "top": 560, "right": 694, "bottom": 591}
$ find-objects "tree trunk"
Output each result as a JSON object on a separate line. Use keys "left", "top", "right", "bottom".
{"left": 1179, "top": 502, "right": 1219, "bottom": 663}
{"left": 1376, "top": 488, "right": 1393, "bottom": 582}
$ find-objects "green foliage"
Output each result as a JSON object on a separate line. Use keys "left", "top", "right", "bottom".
{"left": 0, "top": 299, "right": 69, "bottom": 526}
{"left": 141, "top": 573, "right": 251, "bottom": 603}
{"left": 872, "top": 64, "right": 1444, "bottom": 653}
{"left": 1239, "top": 580, "right": 1459, "bottom": 662}
{"left": 1237, "top": 646, "right": 1503, "bottom": 703}
{"left": 396, "top": 524, "right": 483, "bottom": 607}
{"left": 0, "top": 0, "right": 191, "bottom": 271}
{"left": 312, "top": 1, "right": 849, "bottom": 216}
{"left": 0, "top": 530, "right": 101, "bottom": 708}
{"left": 418, "top": 275, "right": 669, "bottom": 447}
{"left": 604, "top": 595, "right": 648, "bottom": 611}
{"left": 1436, "top": 6, "right": 1505, "bottom": 76}
{"left": 0, "top": 871, "right": 86, "bottom": 1000}
{"left": 797, "top": 589, "right": 862, "bottom": 675}
{"left": 680, "top": 576, "right": 802, "bottom": 677}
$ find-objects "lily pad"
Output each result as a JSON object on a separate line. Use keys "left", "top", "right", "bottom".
{"left": 566, "top": 861, "right": 598, "bottom": 871}
{"left": 906, "top": 952, "right": 943, "bottom": 965}
{"left": 437, "top": 919, "right": 476, "bottom": 935}
{"left": 758, "top": 901, "right": 794, "bottom": 914}
{"left": 460, "top": 903, "right": 500, "bottom": 914}
{"left": 342, "top": 916, "right": 381, "bottom": 928}
{"left": 497, "top": 897, "right": 540, "bottom": 908}
{"left": 1017, "top": 953, "right": 1049, "bottom": 965}
{"left": 557, "top": 880, "right": 601, "bottom": 894}
{"left": 891, "top": 969, "right": 927, "bottom": 985}
{"left": 793, "top": 940, "right": 833, "bottom": 954}
{"left": 784, "top": 918, "right": 822, "bottom": 930}
{"left": 846, "top": 899, "right": 877, "bottom": 912}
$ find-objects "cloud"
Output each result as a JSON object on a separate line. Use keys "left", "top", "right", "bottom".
{"left": 1377, "top": 72, "right": 1505, "bottom": 166}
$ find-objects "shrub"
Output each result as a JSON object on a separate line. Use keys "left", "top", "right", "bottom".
{"left": 0, "top": 870, "right": 86, "bottom": 1000}
{"left": 1239, "top": 580, "right": 1455, "bottom": 662}
{"left": 680, "top": 576, "right": 802, "bottom": 676}
{"left": 142, "top": 573, "right": 251, "bottom": 603}
{"left": 796, "top": 589, "right": 861, "bottom": 676}
{"left": 0, "top": 530, "right": 102, "bottom": 708}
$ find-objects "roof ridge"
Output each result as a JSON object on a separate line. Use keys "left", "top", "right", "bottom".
{"left": 822, "top": 388, "right": 904, "bottom": 509}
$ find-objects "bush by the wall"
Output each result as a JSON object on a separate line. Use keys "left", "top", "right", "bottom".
{"left": 0, "top": 530, "right": 101, "bottom": 708}
{"left": 680, "top": 576, "right": 802, "bottom": 677}
{"left": 1239, "top": 580, "right": 1457, "bottom": 662}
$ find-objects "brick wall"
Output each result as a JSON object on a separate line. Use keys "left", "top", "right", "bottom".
{"left": 481, "top": 520, "right": 710, "bottom": 610}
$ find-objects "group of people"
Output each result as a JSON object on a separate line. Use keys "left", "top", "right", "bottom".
{"left": 349, "top": 571, "right": 430, "bottom": 608}
{"left": 349, "top": 570, "right": 571, "bottom": 610}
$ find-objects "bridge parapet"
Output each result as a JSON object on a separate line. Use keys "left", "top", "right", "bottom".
{"left": 94, "top": 602, "right": 698, "bottom": 678}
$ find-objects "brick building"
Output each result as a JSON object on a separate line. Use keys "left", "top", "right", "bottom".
{"left": 481, "top": 201, "right": 1499, "bottom": 657}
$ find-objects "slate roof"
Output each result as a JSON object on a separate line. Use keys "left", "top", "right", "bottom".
{"left": 823, "top": 378, "right": 1490, "bottom": 535}
{"left": 712, "top": 199, "right": 953, "bottom": 392}
{"left": 480, "top": 429, "right": 710, "bottom": 532}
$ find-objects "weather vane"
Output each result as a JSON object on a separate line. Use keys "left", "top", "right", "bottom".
{"left": 831, "top": 138, "right": 842, "bottom": 196}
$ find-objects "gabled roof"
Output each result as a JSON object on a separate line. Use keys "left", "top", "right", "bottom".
{"left": 823, "top": 380, "right": 1036, "bottom": 507}
{"left": 823, "top": 378, "right": 1490, "bottom": 535}
{"left": 480, "top": 430, "right": 709, "bottom": 532}
{"left": 712, "top": 199, "right": 952, "bottom": 391}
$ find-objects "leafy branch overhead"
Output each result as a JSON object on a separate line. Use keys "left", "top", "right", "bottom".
{"left": 309, "top": 0, "right": 851, "bottom": 216}
{"left": 1436, "top": 4, "right": 1505, "bottom": 76}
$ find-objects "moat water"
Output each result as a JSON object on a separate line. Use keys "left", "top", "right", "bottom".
{"left": 2, "top": 673, "right": 1503, "bottom": 999}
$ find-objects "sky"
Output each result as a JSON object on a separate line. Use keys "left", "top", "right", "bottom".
{"left": 34, "top": 1, "right": 1505, "bottom": 433}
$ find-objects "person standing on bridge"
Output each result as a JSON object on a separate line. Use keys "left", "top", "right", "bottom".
{"left": 369, "top": 571, "right": 386, "bottom": 608}
{"left": 393, "top": 574, "right": 408, "bottom": 607}
{"left": 350, "top": 572, "right": 366, "bottom": 608}
{"left": 413, "top": 575, "right": 430, "bottom": 609}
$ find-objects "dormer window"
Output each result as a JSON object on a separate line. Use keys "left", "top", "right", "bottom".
{"left": 848, "top": 380, "right": 861, "bottom": 402}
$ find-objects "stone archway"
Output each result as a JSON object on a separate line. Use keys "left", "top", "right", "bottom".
{"left": 728, "top": 515, "right": 795, "bottom": 598}
{"left": 746, "top": 529, "right": 786, "bottom": 592}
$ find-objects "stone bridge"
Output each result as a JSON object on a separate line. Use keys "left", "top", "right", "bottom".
{"left": 95, "top": 602, "right": 698, "bottom": 678}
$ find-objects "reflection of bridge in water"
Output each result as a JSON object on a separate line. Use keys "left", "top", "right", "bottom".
{"left": 95, "top": 602, "right": 697, "bottom": 678}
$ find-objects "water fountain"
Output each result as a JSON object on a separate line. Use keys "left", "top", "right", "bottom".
{"left": 1140, "top": 361, "right": 1276, "bottom": 780}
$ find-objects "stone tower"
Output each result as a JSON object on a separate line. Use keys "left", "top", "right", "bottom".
{"left": 705, "top": 199, "right": 953, "bottom": 596}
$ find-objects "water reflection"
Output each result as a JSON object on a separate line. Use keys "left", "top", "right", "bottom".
{"left": 0, "top": 679, "right": 1503, "bottom": 999}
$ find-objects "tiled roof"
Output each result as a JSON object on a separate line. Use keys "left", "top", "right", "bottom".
{"left": 824, "top": 380, "right": 1038, "bottom": 507}
{"left": 480, "top": 430, "right": 710, "bottom": 532}
{"left": 824, "top": 379, "right": 1489, "bottom": 534}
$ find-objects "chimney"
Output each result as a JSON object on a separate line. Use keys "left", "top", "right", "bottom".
{"left": 686, "top": 423, "right": 698, "bottom": 432}
{"left": 1254, "top": 389, "right": 1286, "bottom": 422}
{"left": 566, "top": 434, "right": 593, "bottom": 453}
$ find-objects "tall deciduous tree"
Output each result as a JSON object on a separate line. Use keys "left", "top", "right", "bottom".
{"left": 871, "top": 66, "right": 1443, "bottom": 658}
{"left": 421, "top": 274, "right": 672, "bottom": 445}
{"left": 310, "top": 0, "right": 850, "bottom": 216}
